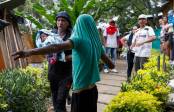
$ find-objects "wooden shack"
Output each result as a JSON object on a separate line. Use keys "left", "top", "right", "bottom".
{"left": 0, "top": 0, "right": 27, "bottom": 71}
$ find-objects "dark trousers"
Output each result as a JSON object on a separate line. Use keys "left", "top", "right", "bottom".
{"left": 49, "top": 77, "right": 72, "bottom": 112}
{"left": 134, "top": 57, "right": 148, "bottom": 72}
{"left": 71, "top": 86, "right": 98, "bottom": 112}
{"left": 127, "top": 51, "right": 135, "bottom": 78}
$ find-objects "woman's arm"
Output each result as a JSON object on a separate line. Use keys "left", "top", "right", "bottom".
{"left": 12, "top": 40, "right": 73, "bottom": 60}
{"left": 101, "top": 54, "right": 115, "bottom": 69}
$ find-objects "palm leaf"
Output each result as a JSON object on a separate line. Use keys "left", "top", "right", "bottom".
{"left": 32, "top": 3, "right": 55, "bottom": 25}
{"left": 81, "top": 0, "right": 95, "bottom": 14}
{"left": 15, "top": 11, "right": 42, "bottom": 29}
{"left": 59, "top": 0, "right": 76, "bottom": 24}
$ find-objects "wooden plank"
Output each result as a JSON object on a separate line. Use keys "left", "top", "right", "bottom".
{"left": 0, "top": 47, "right": 5, "bottom": 71}
{"left": 0, "top": 31, "right": 6, "bottom": 71}
{"left": 3, "top": 28, "right": 10, "bottom": 68}
{"left": 6, "top": 23, "right": 14, "bottom": 68}
{"left": 0, "top": 0, "right": 26, "bottom": 10}
{"left": 4, "top": 23, "right": 12, "bottom": 68}
{"left": 0, "top": 29, "right": 8, "bottom": 69}
{"left": 13, "top": 23, "right": 28, "bottom": 67}
{"left": 2, "top": 8, "right": 12, "bottom": 68}
{"left": 10, "top": 22, "right": 22, "bottom": 68}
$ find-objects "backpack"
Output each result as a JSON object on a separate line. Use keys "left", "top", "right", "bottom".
{"left": 127, "top": 32, "right": 134, "bottom": 47}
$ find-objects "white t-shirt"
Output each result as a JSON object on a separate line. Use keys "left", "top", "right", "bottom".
{"left": 103, "top": 29, "right": 119, "bottom": 48}
{"left": 132, "top": 26, "right": 155, "bottom": 57}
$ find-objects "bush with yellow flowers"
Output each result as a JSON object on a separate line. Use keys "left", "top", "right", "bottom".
{"left": 122, "top": 68, "right": 171, "bottom": 102}
{"left": 105, "top": 50, "right": 172, "bottom": 112}
{"left": 104, "top": 91, "right": 163, "bottom": 112}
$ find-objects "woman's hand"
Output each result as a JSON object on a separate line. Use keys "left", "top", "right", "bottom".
{"left": 12, "top": 50, "right": 31, "bottom": 60}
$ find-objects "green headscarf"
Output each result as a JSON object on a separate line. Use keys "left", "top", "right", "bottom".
{"left": 70, "top": 14, "right": 104, "bottom": 90}
{"left": 71, "top": 14, "right": 102, "bottom": 54}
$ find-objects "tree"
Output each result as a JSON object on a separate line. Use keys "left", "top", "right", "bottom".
{"left": 93, "top": 0, "right": 162, "bottom": 33}
{"left": 15, "top": 0, "right": 162, "bottom": 34}
{"left": 15, "top": 0, "right": 97, "bottom": 30}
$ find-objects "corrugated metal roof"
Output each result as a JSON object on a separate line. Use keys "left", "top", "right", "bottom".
{"left": 0, "top": 0, "right": 26, "bottom": 10}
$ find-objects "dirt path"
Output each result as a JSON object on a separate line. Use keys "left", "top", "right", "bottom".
{"left": 97, "top": 59, "right": 127, "bottom": 112}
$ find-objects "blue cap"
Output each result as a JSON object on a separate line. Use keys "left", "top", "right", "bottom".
{"left": 56, "top": 11, "right": 71, "bottom": 25}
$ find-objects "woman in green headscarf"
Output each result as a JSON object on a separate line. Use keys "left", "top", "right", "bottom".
{"left": 12, "top": 14, "right": 114, "bottom": 112}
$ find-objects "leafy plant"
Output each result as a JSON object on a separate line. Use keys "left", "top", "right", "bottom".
{"left": 14, "top": 0, "right": 97, "bottom": 31}
{"left": 121, "top": 62, "right": 171, "bottom": 102}
{"left": 104, "top": 91, "right": 162, "bottom": 112}
{"left": 118, "top": 54, "right": 172, "bottom": 112}
{"left": 143, "top": 53, "right": 170, "bottom": 72}
{"left": 0, "top": 88, "right": 8, "bottom": 111}
{"left": 0, "top": 66, "right": 50, "bottom": 112}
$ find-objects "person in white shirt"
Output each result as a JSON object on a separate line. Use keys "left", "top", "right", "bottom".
{"left": 132, "top": 14, "right": 156, "bottom": 72}
{"left": 103, "top": 20, "right": 119, "bottom": 73}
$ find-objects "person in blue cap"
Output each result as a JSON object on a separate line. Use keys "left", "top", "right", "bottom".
{"left": 35, "top": 11, "right": 73, "bottom": 112}
{"left": 12, "top": 14, "right": 114, "bottom": 112}
{"left": 48, "top": 11, "right": 73, "bottom": 112}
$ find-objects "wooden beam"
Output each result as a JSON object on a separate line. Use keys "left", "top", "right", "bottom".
{"left": 0, "top": 0, "right": 26, "bottom": 10}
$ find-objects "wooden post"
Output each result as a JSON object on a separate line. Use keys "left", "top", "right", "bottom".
{"left": 163, "top": 53, "right": 166, "bottom": 71}
{"left": 157, "top": 55, "right": 160, "bottom": 71}
{"left": 3, "top": 8, "right": 13, "bottom": 68}
{"left": 0, "top": 48, "right": 5, "bottom": 71}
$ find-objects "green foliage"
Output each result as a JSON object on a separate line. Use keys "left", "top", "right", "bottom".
{"left": 109, "top": 53, "right": 172, "bottom": 112}
{"left": 121, "top": 55, "right": 171, "bottom": 103}
{"left": 122, "top": 69, "right": 171, "bottom": 102}
{"left": 144, "top": 50, "right": 170, "bottom": 71}
{"left": 15, "top": 11, "right": 43, "bottom": 29}
{"left": 32, "top": 3, "right": 55, "bottom": 25}
{"left": 14, "top": 0, "right": 97, "bottom": 31}
{"left": 14, "top": 0, "right": 162, "bottom": 34}
{"left": 0, "top": 88, "right": 8, "bottom": 111}
{"left": 104, "top": 91, "right": 162, "bottom": 112}
{"left": 0, "top": 65, "right": 50, "bottom": 112}
{"left": 59, "top": 0, "right": 96, "bottom": 25}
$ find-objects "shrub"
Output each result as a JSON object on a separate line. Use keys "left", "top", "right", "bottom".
{"left": 104, "top": 91, "right": 162, "bottom": 112}
{"left": 118, "top": 54, "right": 172, "bottom": 112}
{"left": 121, "top": 68, "right": 171, "bottom": 103}
{"left": 144, "top": 55, "right": 171, "bottom": 72}
{"left": 0, "top": 66, "right": 50, "bottom": 112}
{"left": 0, "top": 88, "right": 8, "bottom": 111}
{"left": 105, "top": 51, "right": 172, "bottom": 112}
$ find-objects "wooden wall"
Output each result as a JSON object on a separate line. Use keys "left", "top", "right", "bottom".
{"left": 0, "top": 48, "right": 5, "bottom": 70}
{"left": 0, "top": 11, "right": 28, "bottom": 71}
